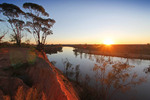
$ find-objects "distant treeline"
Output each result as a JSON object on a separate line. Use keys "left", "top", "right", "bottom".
{"left": 0, "top": 42, "right": 35, "bottom": 48}
{"left": 72, "top": 44, "right": 150, "bottom": 59}
{"left": 0, "top": 42, "right": 62, "bottom": 54}
{"left": 72, "top": 44, "right": 150, "bottom": 55}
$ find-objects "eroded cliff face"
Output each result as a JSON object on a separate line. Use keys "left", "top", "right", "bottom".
{"left": 0, "top": 48, "right": 79, "bottom": 100}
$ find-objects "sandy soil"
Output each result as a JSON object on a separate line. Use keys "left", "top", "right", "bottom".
{"left": 0, "top": 47, "right": 79, "bottom": 100}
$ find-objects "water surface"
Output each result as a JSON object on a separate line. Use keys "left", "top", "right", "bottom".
{"left": 47, "top": 47, "right": 150, "bottom": 100}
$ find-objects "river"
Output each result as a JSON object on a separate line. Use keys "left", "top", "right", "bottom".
{"left": 47, "top": 47, "right": 150, "bottom": 100}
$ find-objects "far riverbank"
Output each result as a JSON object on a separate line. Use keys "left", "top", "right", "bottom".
{"left": 72, "top": 44, "right": 150, "bottom": 60}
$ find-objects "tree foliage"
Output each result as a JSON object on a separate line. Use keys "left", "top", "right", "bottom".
{"left": 23, "top": 3, "right": 55, "bottom": 50}
{"left": 0, "top": 31, "right": 7, "bottom": 42}
{"left": 0, "top": 19, "right": 7, "bottom": 41}
{"left": 0, "top": 2, "right": 55, "bottom": 48}
{"left": 0, "top": 3, "right": 25, "bottom": 46}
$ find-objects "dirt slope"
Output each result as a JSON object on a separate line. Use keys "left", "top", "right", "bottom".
{"left": 0, "top": 48, "right": 79, "bottom": 100}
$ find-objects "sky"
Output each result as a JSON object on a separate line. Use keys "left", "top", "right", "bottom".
{"left": 0, "top": 0, "right": 150, "bottom": 44}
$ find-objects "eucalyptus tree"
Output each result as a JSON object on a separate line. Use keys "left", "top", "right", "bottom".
{"left": 0, "top": 31, "right": 7, "bottom": 41}
{"left": 0, "top": 3, "right": 25, "bottom": 46}
{"left": 0, "top": 19, "right": 7, "bottom": 41}
{"left": 23, "top": 3, "right": 55, "bottom": 50}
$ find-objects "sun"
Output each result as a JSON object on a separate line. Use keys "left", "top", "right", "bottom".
{"left": 103, "top": 39, "right": 114, "bottom": 45}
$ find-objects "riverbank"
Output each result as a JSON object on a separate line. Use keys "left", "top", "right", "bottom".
{"left": 73, "top": 44, "right": 150, "bottom": 60}
{"left": 44, "top": 45, "right": 62, "bottom": 54}
{"left": 0, "top": 42, "right": 63, "bottom": 55}
{"left": 0, "top": 48, "right": 79, "bottom": 100}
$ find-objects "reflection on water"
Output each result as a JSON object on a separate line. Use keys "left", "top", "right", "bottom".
{"left": 144, "top": 66, "right": 150, "bottom": 74}
{"left": 47, "top": 47, "right": 150, "bottom": 100}
{"left": 62, "top": 58, "right": 81, "bottom": 83}
{"left": 93, "top": 61, "right": 146, "bottom": 100}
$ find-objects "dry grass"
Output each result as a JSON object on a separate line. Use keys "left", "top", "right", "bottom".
{"left": 3, "top": 86, "right": 47, "bottom": 100}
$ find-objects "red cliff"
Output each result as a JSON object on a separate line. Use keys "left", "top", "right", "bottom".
{"left": 0, "top": 48, "right": 79, "bottom": 100}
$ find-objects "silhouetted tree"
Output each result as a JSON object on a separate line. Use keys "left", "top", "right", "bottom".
{"left": 0, "top": 19, "right": 7, "bottom": 41}
{"left": 0, "top": 3, "right": 25, "bottom": 46}
{"left": 23, "top": 3, "right": 55, "bottom": 50}
{"left": 0, "top": 19, "right": 6, "bottom": 42}
{"left": 0, "top": 31, "right": 7, "bottom": 42}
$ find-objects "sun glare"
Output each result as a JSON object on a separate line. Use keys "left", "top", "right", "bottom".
{"left": 103, "top": 39, "right": 114, "bottom": 45}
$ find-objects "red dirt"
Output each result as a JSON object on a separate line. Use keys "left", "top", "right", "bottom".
{"left": 0, "top": 48, "right": 79, "bottom": 100}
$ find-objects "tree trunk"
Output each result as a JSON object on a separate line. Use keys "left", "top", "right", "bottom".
{"left": 36, "top": 43, "right": 44, "bottom": 51}
{"left": 16, "top": 38, "right": 21, "bottom": 47}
